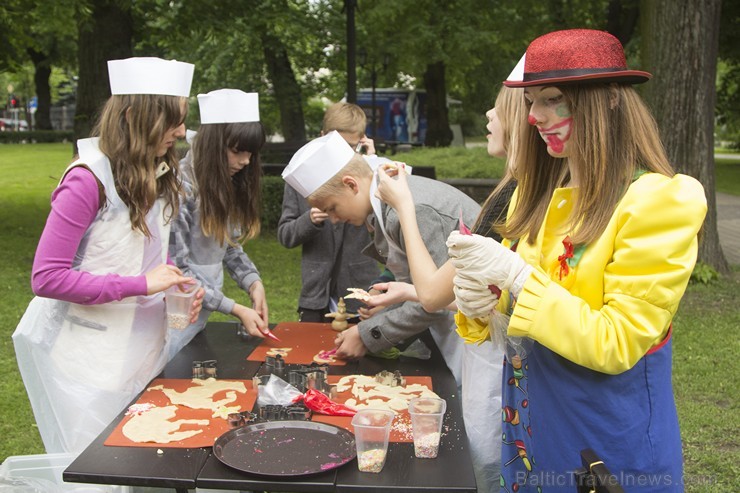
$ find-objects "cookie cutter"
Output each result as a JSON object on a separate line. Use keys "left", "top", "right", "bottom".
{"left": 227, "top": 410, "right": 258, "bottom": 428}
{"left": 374, "top": 369, "right": 406, "bottom": 387}
{"left": 192, "top": 359, "right": 217, "bottom": 379}
{"left": 258, "top": 404, "right": 312, "bottom": 422}
{"left": 287, "top": 363, "right": 331, "bottom": 395}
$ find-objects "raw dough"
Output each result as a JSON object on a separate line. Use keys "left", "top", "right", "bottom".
{"left": 335, "top": 375, "right": 438, "bottom": 413}
{"left": 344, "top": 288, "right": 372, "bottom": 302}
{"left": 122, "top": 405, "right": 209, "bottom": 443}
{"left": 313, "top": 349, "right": 337, "bottom": 364}
{"left": 149, "top": 378, "right": 247, "bottom": 418}
{"left": 266, "top": 347, "right": 292, "bottom": 357}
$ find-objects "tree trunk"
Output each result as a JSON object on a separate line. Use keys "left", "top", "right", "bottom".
{"left": 74, "top": 0, "right": 133, "bottom": 152}
{"left": 640, "top": 0, "right": 728, "bottom": 275}
{"left": 423, "top": 61, "right": 452, "bottom": 148}
{"left": 261, "top": 31, "right": 306, "bottom": 143}
{"left": 27, "top": 48, "right": 52, "bottom": 130}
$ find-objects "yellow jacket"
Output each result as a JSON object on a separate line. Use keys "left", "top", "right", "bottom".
{"left": 458, "top": 172, "right": 707, "bottom": 374}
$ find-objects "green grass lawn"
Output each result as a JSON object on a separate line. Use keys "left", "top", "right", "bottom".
{"left": 715, "top": 156, "right": 740, "bottom": 195}
{"left": 1, "top": 143, "right": 738, "bottom": 491}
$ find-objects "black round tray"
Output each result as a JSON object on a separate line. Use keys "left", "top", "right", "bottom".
{"left": 213, "top": 420, "right": 356, "bottom": 477}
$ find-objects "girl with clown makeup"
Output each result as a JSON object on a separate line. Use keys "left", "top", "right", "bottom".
{"left": 447, "top": 29, "right": 706, "bottom": 492}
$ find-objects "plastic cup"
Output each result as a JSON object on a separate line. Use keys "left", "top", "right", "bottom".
{"left": 165, "top": 281, "right": 200, "bottom": 330}
{"left": 408, "top": 397, "right": 446, "bottom": 458}
{"left": 351, "top": 409, "right": 394, "bottom": 473}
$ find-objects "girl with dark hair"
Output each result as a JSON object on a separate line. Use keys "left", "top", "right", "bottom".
{"left": 169, "top": 89, "right": 272, "bottom": 357}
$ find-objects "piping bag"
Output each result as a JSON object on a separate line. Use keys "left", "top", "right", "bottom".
{"left": 457, "top": 211, "right": 531, "bottom": 359}
{"left": 258, "top": 375, "right": 355, "bottom": 416}
{"left": 293, "top": 388, "right": 357, "bottom": 416}
{"left": 264, "top": 330, "right": 281, "bottom": 342}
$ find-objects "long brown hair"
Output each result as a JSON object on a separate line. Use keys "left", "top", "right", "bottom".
{"left": 473, "top": 85, "right": 524, "bottom": 234}
{"left": 191, "top": 121, "right": 265, "bottom": 245}
{"left": 502, "top": 83, "right": 674, "bottom": 245}
{"left": 94, "top": 94, "right": 187, "bottom": 237}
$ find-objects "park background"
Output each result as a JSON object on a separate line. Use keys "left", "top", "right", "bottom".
{"left": 1, "top": 1, "right": 739, "bottom": 491}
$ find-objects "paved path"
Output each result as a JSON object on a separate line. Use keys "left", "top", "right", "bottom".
{"left": 717, "top": 192, "right": 740, "bottom": 266}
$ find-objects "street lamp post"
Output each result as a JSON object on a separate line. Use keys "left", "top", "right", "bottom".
{"left": 344, "top": 0, "right": 358, "bottom": 103}
{"left": 358, "top": 49, "right": 390, "bottom": 139}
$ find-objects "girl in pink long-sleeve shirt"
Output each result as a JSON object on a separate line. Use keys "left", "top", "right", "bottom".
{"left": 13, "top": 57, "right": 203, "bottom": 454}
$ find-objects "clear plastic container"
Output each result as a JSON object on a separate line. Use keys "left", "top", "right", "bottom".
{"left": 165, "top": 281, "right": 200, "bottom": 329}
{"left": 408, "top": 397, "right": 447, "bottom": 458}
{"left": 350, "top": 409, "right": 394, "bottom": 473}
{"left": 0, "top": 453, "right": 129, "bottom": 492}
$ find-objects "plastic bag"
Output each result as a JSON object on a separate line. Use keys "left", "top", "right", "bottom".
{"left": 256, "top": 374, "right": 303, "bottom": 407}
{"left": 369, "top": 338, "right": 432, "bottom": 360}
{"left": 488, "top": 309, "right": 532, "bottom": 360}
{"left": 399, "top": 337, "right": 432, "bottom": 359}
{"left": 256, "top": 375, "right": 356, "bottom": 416}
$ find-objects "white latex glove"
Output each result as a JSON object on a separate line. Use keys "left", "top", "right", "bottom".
{"left": 447, "top": 231, "right": 533, "bottom": 298}
{"left": 452, "top": 274, "right": 500, "bottom": 319}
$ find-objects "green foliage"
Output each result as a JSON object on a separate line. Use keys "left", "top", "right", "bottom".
{"left": 717, "top": 0, "right": 740, "bottom": 147}
{"left": 260, "top": 176, "right": 285, "bottom": 231}
{"left": 717, "top": 61, "right": 740, "bottom": 148}
{"left": 690, "top": 262, "right": 720, "bottom": 284}
{"left": 304, "top": 97, "right": 329, "bottom": 138}
{"left": 135, "top": 0, "right": 345, "bottom": 137}
{"left": 0, "top": 0, "right": 33, "bottom": 71}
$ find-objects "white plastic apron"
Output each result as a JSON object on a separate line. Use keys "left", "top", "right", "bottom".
{"left": 13, "top": 138, "right": 170, "bottom": 454}
{"left": 462, "top": 339, "right": 505, "bottom": 493}
{"left": 369, "top": 178, "right": 464, "bottom": 386}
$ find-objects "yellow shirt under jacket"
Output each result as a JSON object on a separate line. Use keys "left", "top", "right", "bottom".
{"left": 507, "top": 172, "right": 706, "bottom": 374}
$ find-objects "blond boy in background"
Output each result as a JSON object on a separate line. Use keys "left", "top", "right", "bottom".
{"left": 277, "top": 103, "right": 382, "bottom": 322}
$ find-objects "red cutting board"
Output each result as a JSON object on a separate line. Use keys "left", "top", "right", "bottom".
{"left": 104, "top": 378, "right": 256, "bottom": 448}
{"left": 247, "top": 322, "right": 347, "bottom": 366}
{"left": 312, "top": 375, "right": 434, "bottom": 443}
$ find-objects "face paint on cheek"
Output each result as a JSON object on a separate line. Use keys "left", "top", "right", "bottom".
{"left": 528, "top": 115, "right": 537, "bottom": 126}
{"left": 555, "top": 104, "right": 571, "bottom": 118}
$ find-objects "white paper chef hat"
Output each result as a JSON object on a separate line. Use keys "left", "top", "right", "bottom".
{"left": 107, "top": 57, "right": 194, "bottom": 97}
{"left": 282, "top": 131, "right": 356, "bottom": 198}
{"left": 506, "top": 54, "right": 526, "bottom": 84}
{"left": 197, "top": 89, "right": 260, "bottom": 124}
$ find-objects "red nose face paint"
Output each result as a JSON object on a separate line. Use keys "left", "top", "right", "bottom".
{"left": 527, "top": 115, "right": 537, "bottom": 126}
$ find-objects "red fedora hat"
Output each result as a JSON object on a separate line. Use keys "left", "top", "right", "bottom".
{"left": 504, "top": 29, "right": 651, "bottom": 87}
